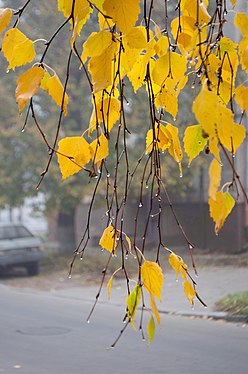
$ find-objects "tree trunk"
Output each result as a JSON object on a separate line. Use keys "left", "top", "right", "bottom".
{"left": 57, "top": 207, "right": 76, "bottom": 253}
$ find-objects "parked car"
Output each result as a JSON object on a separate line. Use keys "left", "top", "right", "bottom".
{"left": 0, "top": 223, "right": 43, "bottom": 276}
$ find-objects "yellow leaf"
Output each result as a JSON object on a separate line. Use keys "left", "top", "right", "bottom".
{"left": 89, "top": 94, "right": 120, "bottom": 134}
{"left": 171, "top": 15, "right": 196, "bottom": 40}
{"left": 166, "top": 124, "right": 183, "bottom": 173}
{"left": 208, "top": 159, "right": 221, "bottom": 200}
{"left": 168, "top": 252, "right": 187, "bottom": 280}
{"left": 217, "top": 80, "right": 232, "bottom": 106}
{"left": 141, "top": 260, "right": 164, "bottom": 301}
{"left": 41, "top": 72, "right": 68, "bottom": 116}
{"left": 103, "top": 0, "right": 140, "bottom": 34}
{"left": 98, "top": 5, "right": 115, "bottom": 30}
{"left": 0, "top": 8, "right": 12, "bottom": 34}
{"left": 90, "top": 134, "right": 109, "bottom": 165}
{"left": 126, "top": 284, "right": 141, "bottom": 327}
{"left": 218, "top": 38, "right": 239, "bottom": 80}
{"left": 124, "top": 233, "right": 132, "bottom": 252}
{"left": 238, "top": 37, "right": 248, "bottom": 73}
{"left": 145, "top": 124, "right": 170, "bottom": 154}
{"left": 209, "top": 191, "right": 235, "bottom": 234}
{"left": 147, "top": 316, "right": 155, "bottom": 345}
{"left": 125, "top": 26, "right": 147, "bottom": 50}
{"left": 107, "top": 276, "right": 113, "bottom": 300}
{"left": 89, "top": 42, "right": 117, "bottom": 93}
{"left": 99, "top": 225, "right": 118, "bottom": 254}
{"left": 183, "top": 125, "right": 208, "bottom": 165}
{"left": 230, "top": 0, "right": 236, "bottom": 6}
{"left": 57, "top": 137, "right": 91, "bottom": 180}
{"left": 154, "top": 87, "right": 178, "bottom": 118}
{"left": 171, "top": 16, "right": 197, "bottom": 52}
{"left": 154, "top": 34, "right": 170, "bottom": 57}
{"left": 218, "top": 120, "right": 246, "bottom": 154}
{"left": 81, "top": 30, "right": 113, "bottom": 62}
{"left": 183, "top": 280, "right": 196, "bottom": 305}
{"left": 181, "top": 0, "right": 210, "bottom": 24}
{"left": 16, "top": 66, "right": 45, "bottom": 114}
{"left": 120, "top": 45, "right": 141, "bottom": 78}
{"left": 127, "top": 53, "right": 150, "bottom": 92}
{"left": 218, "top": 36, "right": 237, "bottom": 54}
{"left": 2, "top": 28, "right": 36, "bottom": 70}
{"left": 235, "top": 85, "right": 248, "bottom": 112}
{"left": 152, "top": 52, "right": 187, "bottom": 88}
{"left": 58, "top": 0, "right": 92, "bottom": 35}
{"left": 149, "top": 293, "right": 160, "bottom": 324}
{"left": 209, "top": 136, "right": 221, "bottom": 164}
{"left": 193, "top": 85, "right": 233, "bottom": 138}
{"left": 234, "top": 12, "right": 248, "bottom": 37}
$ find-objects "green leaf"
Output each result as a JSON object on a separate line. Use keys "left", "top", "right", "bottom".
{"left": 126, "top": 284, "right": 141, "bottom": 327}
{"left": 147, "top": 316, "right": 155, "bottom": 345}
{"left": 184, "top": 125, "right": 208, "bottom": 166}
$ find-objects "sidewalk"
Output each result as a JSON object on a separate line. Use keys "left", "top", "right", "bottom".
{"left": 51, "top": 265, "right": 248, "bottom": 322}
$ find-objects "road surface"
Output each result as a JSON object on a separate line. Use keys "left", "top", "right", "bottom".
{"left": 0, "top": 285, "right": 247, "bottom": 374}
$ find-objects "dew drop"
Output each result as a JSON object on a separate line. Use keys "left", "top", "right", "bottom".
{"left": 232, "top": 154, "right": 235, "bottom": 158}
{"left": 180, "top": 173, "right": 183, "bottom": 178}
{"left": 139, "top": 202, "right": 143, "bottom": 208}
{"left": 94, "top": 175, "right": 98, "bottom": 179}
{"left": 87, "top": 319, "right": 90, "bottom": 324}
{"left": 191, "top": 84, "right": 195, "bottom": 89}
{"left": 107, "top": 173, "right": 110, "bottom": 178}
{"left": 125, "top": 255, "right": 128, "bottom": 260}
{"left": 80, "top": 257, "right": 83, "bottom": 260}
{"left": 133, "top": 256, "right": 137, "bottom": 259}
{"left": 191, "top": 306, "right": 195, "bottom": 311}
{"left": 6, "top": 70, "right": 9, "bottom": 74}
{"left": 189, "top": 244, "right": 193, "bottom": 249}
{"left": 146, "top": 185, "right": 149, "bottom": 189}
{"left": 101, "top": 248, "right": 104, "bottom": 252}
{"left": 204, "top": 306, "right": 208, "bottom": 309}
{"left": 21, "top": 128, "right": 25, "bottom": 133}
{"left": 123, "top": 320, "right": 127, "bottom": 324}
{"left": 68, "top": 275, "right": 72, "bottom": 279}
{"left": 121, "top": 218, "right": 124, "bottom": 222}
{"left": 176, "top": 279, "right": 178, "bottom": 283}
{"left": 173, "top": 117, "right": 176, "bottom": 122}
{"left": 126, "top": 101, "right": 130, "bottom": 106}
{"left": 142, "top": 338, "right": 146, "bottom": 342}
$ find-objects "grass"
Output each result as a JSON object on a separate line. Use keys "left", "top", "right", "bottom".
{"left": 215, "top": 291, "right": 248, "bottom": 315}
{"left": 40, "top": 247, "right": 140, "bottom": 281}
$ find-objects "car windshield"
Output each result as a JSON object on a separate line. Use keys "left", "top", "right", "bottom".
{"left": 0, "top": 226, "right": 33, "bottom": 240}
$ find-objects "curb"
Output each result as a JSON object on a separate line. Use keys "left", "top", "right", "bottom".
{"left": 159, "top": 308, "right": 248, "bottom": 323}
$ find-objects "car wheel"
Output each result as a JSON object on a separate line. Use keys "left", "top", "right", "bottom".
{"left": 26, "top": 262, "right": 39, "bottom": 276}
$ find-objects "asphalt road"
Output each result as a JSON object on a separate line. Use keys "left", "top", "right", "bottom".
{"left": 0, "top": 285, "right": 247, "bottom": 374}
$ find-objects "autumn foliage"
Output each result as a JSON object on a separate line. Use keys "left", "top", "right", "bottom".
{"left": 0, "top": 0, "right": 247, "bottom": 343}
